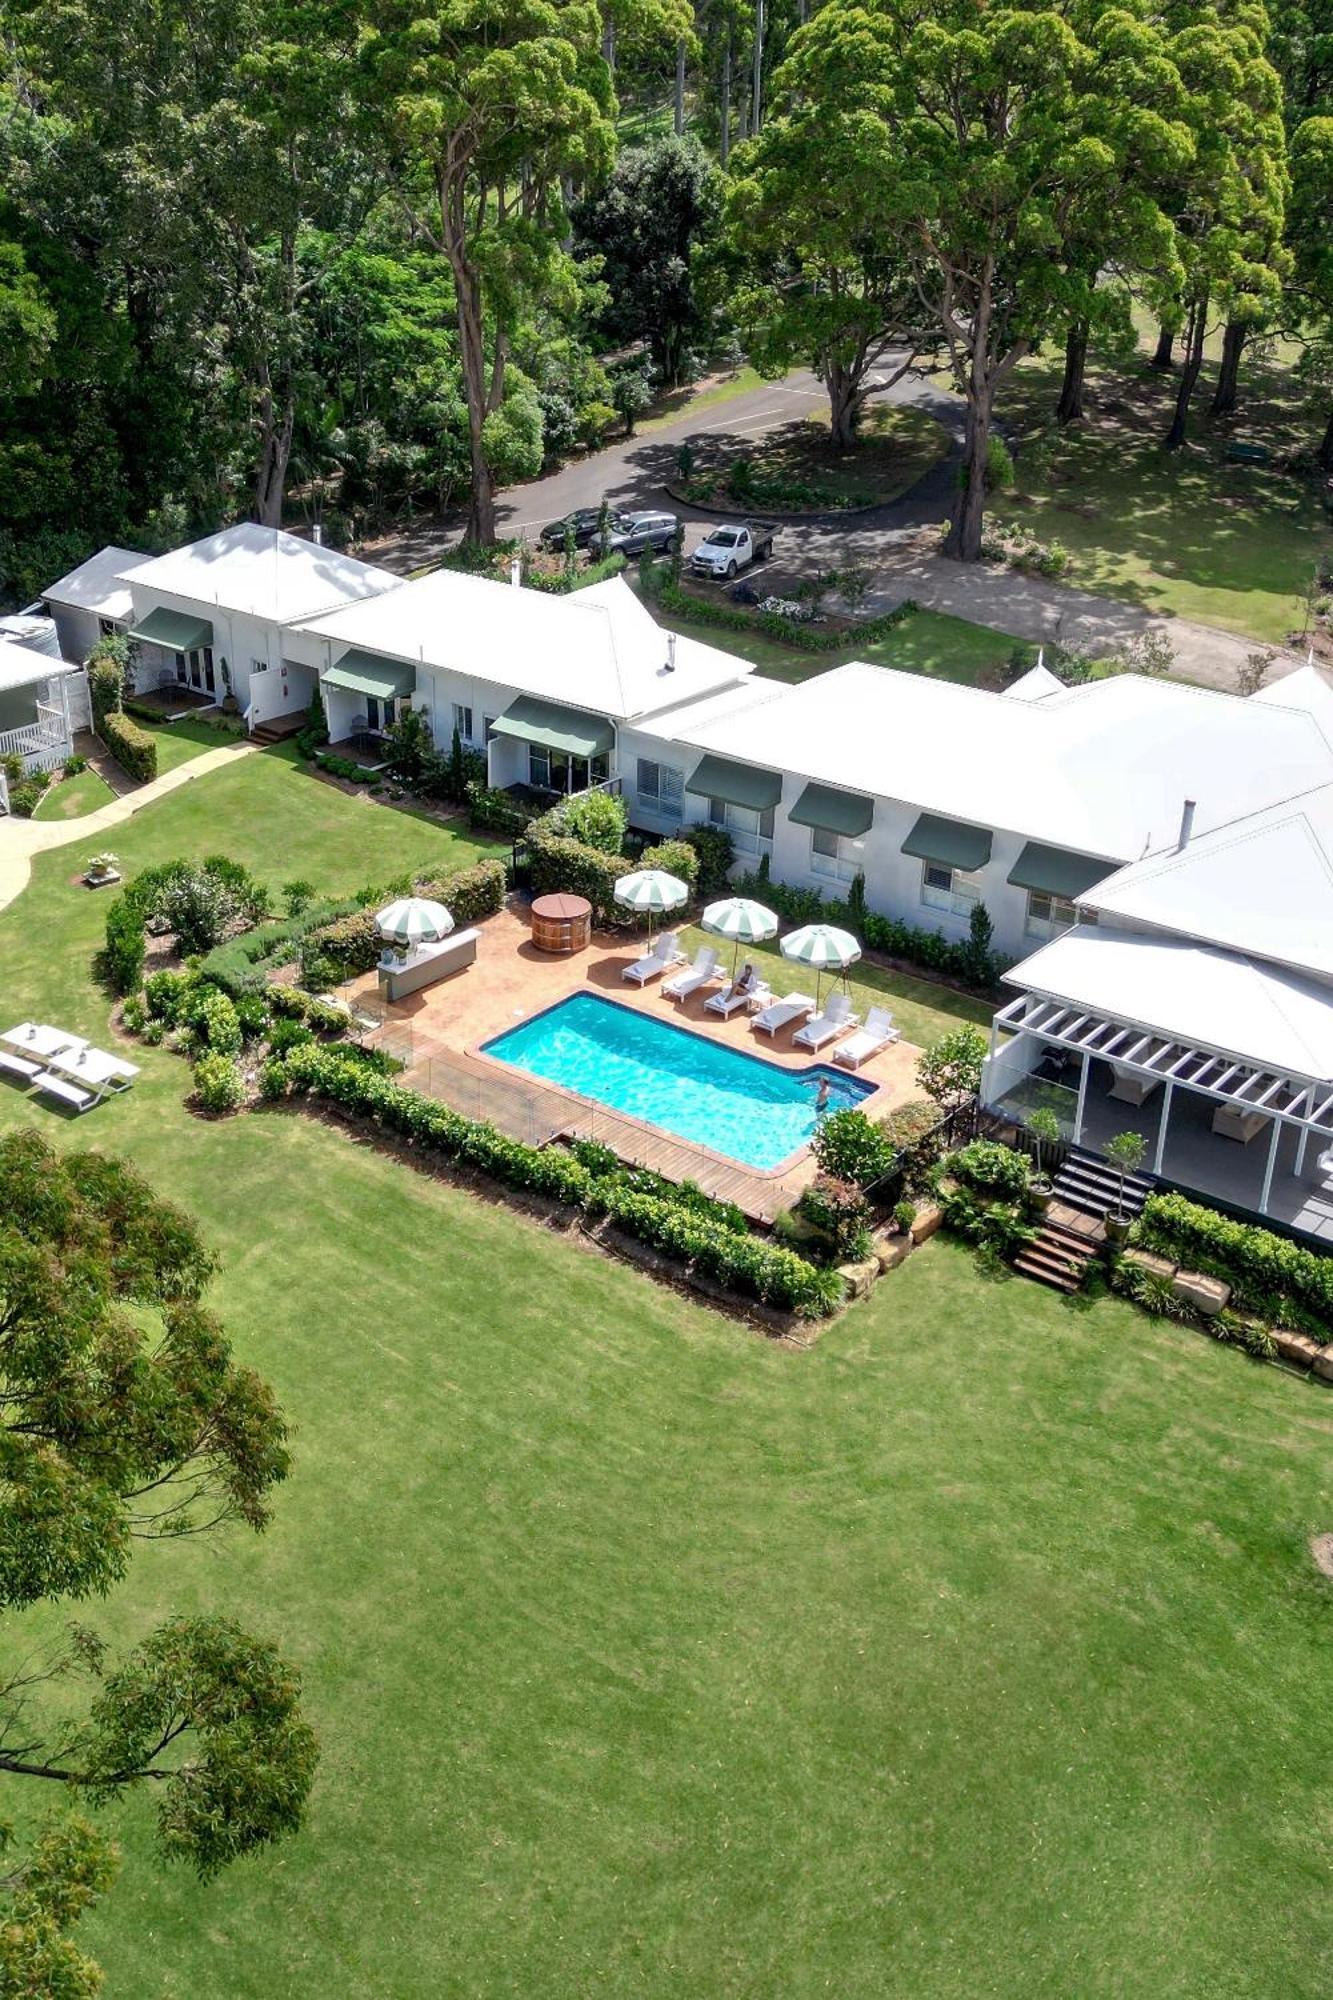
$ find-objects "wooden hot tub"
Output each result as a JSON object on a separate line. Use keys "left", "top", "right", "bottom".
{"left": 530, "top": 892, "right": 592, "bottom": 955}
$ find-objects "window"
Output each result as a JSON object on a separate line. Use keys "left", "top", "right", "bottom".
{"left": 250, "top": 656, "right": 269, "bottom": 676}
{"left": 527, "top": 746, "right": 609, "bottom": 793}
{"left": 172, "top": 651, "right": 187, "bottom": 684}
{"left": 810, "top": 826, "right": 859, "bottom": 884}
{"left": 452, "top": 703, "right": 473, "bottom": 743}
{"left": 706, "top": 796, "right": 773, "bottom": 858}
{"left": 98, "top": 617, "right": 120, "bottom": 639}
{"left": 920, "top": 860, "right": 982, "bottom": 919}
{"left": 636, "top": 758, "right": 684, "bottom": 821}
{"left": 528, "top": 745, "right": 551, "bottom": 789}
{"left": 483, "top": 715, "right": 498, "bottom": 743}
{"left": 1024, "top": 890, "right": 1080, "bottom": 940}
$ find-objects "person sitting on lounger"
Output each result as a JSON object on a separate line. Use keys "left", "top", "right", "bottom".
{"left": 733, "top": 960, "right": 757, "bottom": 997}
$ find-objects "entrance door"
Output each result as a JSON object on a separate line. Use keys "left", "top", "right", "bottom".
{"left": 203, "top": 648, "right": 216, "bottom": 694}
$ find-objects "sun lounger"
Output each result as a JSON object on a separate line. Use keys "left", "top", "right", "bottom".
{"left": 750, "top": 991, "right": 816, "bottom": 1037}
{"left": 793, "top": 993, "right": 858, "bottom": 1051}
{"left": 662, "top": 946, "right": 719, "bottom": 1001}
{"left": 831, "top": 1006, "right": 899, "bottom": 1069}
{"left": 706, "top": 975, "right": 771, "bottom": 1018}
{"left": 31, "top": 1072, "right": 96, "bottom": 1113}
{"left": 622, "top": 930, "right": 684, "bottom": 985}
{"left": 0, "top": 1049, "right": 41, "bottom": 1082}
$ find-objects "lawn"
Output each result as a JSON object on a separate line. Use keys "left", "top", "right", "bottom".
{"left": 141, "top": 713, "right": 252, "bottom": 773}
{"left": 991, "top": 343, "right": 1332, "bottom": 646}
{"left": 2, "top": 754, "right": 1331, "bottom": 1998}
{"left": 647, "top": 596, "right": 1033, "bottom": 687}
{"left": 31, "top": 762, "right": 116, "bottom": 819}
{"left": 682, "top": 402, "right": 947, "bottom": 510}
{"left": 636, "top": 363, "right": 768, "bottom": 435}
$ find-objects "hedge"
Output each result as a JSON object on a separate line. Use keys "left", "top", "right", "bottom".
{"left": 100, "top": 709, "right": 157, "bottom": 784}
{"left": 527, "top": 551, "right": 628, "bottom": 594}
{"left": 264, "top": 1043, "right": 842, "bottom": 1318}
{"left": 298, "top": 857, "right": 508, "bottom": 980}
{"left": 465, "top": 783, "right": 536, "bottom": 837}
{"left": 197, "top": 894, "right": 367, "bottom": 998}
{"left": 638, "top": 838, "right": 699, "bottom": 895}
{"left": 646, "top": 575, "right": 918, "bottom": 654}
{"left": 730, "top": 867, "right": 1001, "bottom": 988}
{"left": 528, "top": 816, "right": 629, "bottom": 922}
{"left": 1132, "top": 1191, "right": 1333, "bottom": 1339}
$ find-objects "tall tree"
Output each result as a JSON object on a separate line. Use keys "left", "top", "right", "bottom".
{"left": 1288, "top": 112, "right": 1333, "bottom": 466}
{"left": 0, "top": 1128, "right": 316, "bottom": 1988}
{"left": 365, "top": 0, "right": 623, "bottom": 544}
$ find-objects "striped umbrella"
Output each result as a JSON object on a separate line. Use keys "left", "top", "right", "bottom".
{"left": 613, "top": 868, "right": 688, "bottom": 940}
{"left": 779, "top": 922, "right": 862, "bottom": 1010}
{"left": 701, "top": 895, "right": 779, "bottom": 974}
{"left": 375, "top": 897, "right": 454, "bottom": 951}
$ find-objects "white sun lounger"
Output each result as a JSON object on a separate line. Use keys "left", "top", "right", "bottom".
{"left": 663, "top": 945, "right": 719, "bottom": 1001}
{"left": 622, "top": 930, "right": 684, "bottom": 985}
{"left": 750, "top": 991, "right": 816, "bottom": 1037}
{"left": 832, "top": 1006, "right": 900, "bottom": 1069}
{"left": 794, "top": 992, "right": 858, "bottom": 1051}
{"left": 706, "top": 975, "right": 771, "bottom": 1018}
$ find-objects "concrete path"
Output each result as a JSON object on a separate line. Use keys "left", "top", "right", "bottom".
{"left": 0, "top": 740, "right": 256, "bottom": 915}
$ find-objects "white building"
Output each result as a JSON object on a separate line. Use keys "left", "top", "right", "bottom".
{"left": 0, "top": 637, "right": 88, "bottom": 798}
{"left": 42, "top": 546, "right": 150, "bottom": 664}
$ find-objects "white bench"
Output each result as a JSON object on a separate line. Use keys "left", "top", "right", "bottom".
{"left": 0, "top": 1049, "right": 41, "bottom": 1082}
{"left": 32, "top": 1073, "right": 97, "bottom": 1113}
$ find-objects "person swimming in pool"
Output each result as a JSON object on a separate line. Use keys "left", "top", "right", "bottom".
{"left": 807, "top": 1074, "right": 833, "bottom": 1115}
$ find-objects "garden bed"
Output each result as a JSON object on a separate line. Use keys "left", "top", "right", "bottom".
{"left": 673, "top": 404, "right": 946, "bottom": 515}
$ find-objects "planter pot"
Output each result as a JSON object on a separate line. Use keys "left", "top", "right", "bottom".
{"left": 1104, "top": 1214, "right": 1132, "bottom": 1246}
{"left": 1030, "top": 1184, "right": 1053, "bottom": 1214}
{"left": 221, "top": 694, "right": 240, "bottom": 715}
{"left": 84, "top": 868, "right": 121, "bottom": 890}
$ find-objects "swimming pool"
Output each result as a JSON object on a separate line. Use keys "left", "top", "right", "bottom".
{"left": 482, "top": 992, "right": 875, "bottom": 1172}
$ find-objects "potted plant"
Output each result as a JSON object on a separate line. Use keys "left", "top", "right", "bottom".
{"left": 1102, "top": 1130, "right": 1147, "bottom": 1243}
{"left": 892, "top": 1197, "right": 917, "bottom": 1237}
{"left": 1027, "top": 1106, "right": 1061, "bottom": 1210}
{"left": 219, "top": 659, "right": 239, "bottom": 714}
{"left": 85, "top": 850, "right": 120, "bottom": 888}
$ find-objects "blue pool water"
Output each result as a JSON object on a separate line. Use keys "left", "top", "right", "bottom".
{"left": 482, "top": 992, "right": 875, "bottom": 1171}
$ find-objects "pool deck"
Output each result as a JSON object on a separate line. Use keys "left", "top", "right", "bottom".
{"left": 343, "top": 905, "right": 923, "bottom": 1222}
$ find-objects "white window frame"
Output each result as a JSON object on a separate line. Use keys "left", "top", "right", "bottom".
{"left": 452, "top": 702, "right": 474, "bottom": 744}
{"left": 637, "top": 757, "right": 684, "bottom": 822}
{"left": 707, "top": 796, "right": 773, "bottom": 859}
{"left": 483, "top": 714, "right": 498, "bottom": 743}
{"left": 810, "top": 826, "right": 859, "bottom": 884}
{"left": 250, "top": 656, "right": 270, "bottom": 676}
{"left": 920, "top": 860, "right": 982, "bottom": 919}
{"left": 1024, "top": 889, "right": 1080, "bottom": 941}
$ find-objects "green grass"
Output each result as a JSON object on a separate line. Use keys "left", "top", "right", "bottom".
{"left": 647, "top": 598, "right": 1032, "bottom": 687}
{"left": 3, "top": 755, "right": 1332, "bottom": 1997}
{"left": 992, "top": 345, "right": 1332, "bottom": 645}
{"left": 684, "top": 402, "right": 947, "bottom": 510}
{"left": 636, "top": 364, "right": 768, "bottom": 435}
{"left": 677, "top": 922, "right": 992, "bottom": 1050}
{"left": 140, "top": 714, "right": 251, "bottom": 773}
{"left": 31, "top": 763, "right": 116, "bottom": 819}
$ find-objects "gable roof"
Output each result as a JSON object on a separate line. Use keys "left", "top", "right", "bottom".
{"left": 1082, "top": 782, "right": 1333, "bottom": 981}
{"left": 126, "top": 525, "right": 400, "bottom": 626}
{"left": 0, "top": 635, "right": 69, "bottom": 694}
{"left": 42, "top": 545, "right": 149, "bottom": 620}
{"left": 1251, "top": 658, "right": 1333, "bottom": 734}
{"left": 672, "top": 661, "right": 1333, "bottom": 864}
{"left": 295, "top": 571, "right": 753, "bottom": 723}
{"left": 1004, "top": 662, "right": 1065, "bottom": 702}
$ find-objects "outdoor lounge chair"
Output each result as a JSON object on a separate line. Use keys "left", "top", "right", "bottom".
{"left": 706, "top": 966, "right": 771, "bottom": 1018}
{"left": 662, "top": 946, "right": 720, "bottom": 1001}
{"left": 793, "top": 992, "right": 858, "bottom": 1051}
{"left": 622, "top": 931, "right": 684, "bottom": 985}
{"left": 831, "top": 1006, "right": 899, "bottom": 1069}
{"left": 750, "top": 991, "right": 816, "bottom": 1037}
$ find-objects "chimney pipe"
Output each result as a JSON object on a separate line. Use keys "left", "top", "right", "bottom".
{"left": 665, "top": 633, "right": 677, "bottom": 673}
{"left": 510, "top": 555, "right": 522, "bottom": 588}
{"left": 310, "top": 522, "right": 323, "bottom": 547}
{"left": 1177, "top": 798, "right": 1196, "bottom": 850}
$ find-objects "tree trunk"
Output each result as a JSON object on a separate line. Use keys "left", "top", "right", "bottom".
{"left": 445, "top": 220, "right": 497, "bottom": 544}
{"left": 826, "top": 363, "right": 862, "bottom": 449}
{"left": 752, "top": 0, "right": 765, "bottom": 134}
{"left": 1056, "top": 320, "right": 1088, "bottom": 426}
{"left": 944, "top": 392, "right": 992, "bottom": 562}
{"left": 1209, "top": 320, "right": 1246, "bottom": 419}
{"left": 1165, "top": 296, "right": 1207, "bottom": 451}
{"left": 1150, "top": 322, "right": 1174, "bottom": 370}
{"left": 252, "top": 358, "right": 295, "bottom": 527}
{"left": 674, "top": 40, "right": 685, "bottom": 135}
{"left": 720, "top": 32, "right": 731, "bottom": 165}
{"left": 1319, "top": 405, "right": 1333, "bottom": 474}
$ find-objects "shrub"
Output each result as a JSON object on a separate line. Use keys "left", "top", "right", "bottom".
{"left": 383, "top": 707, "right": 434, "bottom": 785}
{"left": 267, "top": 1016, "right": 315, "bottom": 1057}
{"left": 798, "top": 1176, "right": 873, "bottom": 1262}
{"left": 892, "top": 1198, "right": 917, "bottom": 1233}
{"left": 878, "top": 1099, "right": 940, "bottom": 1151}
{"left": 638, "top": 838, "right": 698, "bottom": 896}
{"left": 413, "top": 857, "right": 507, "bottom": 927}
{"left": 234, "top": 993, "right": 270, "bottom": 1041}
{"left": 950, "top": 1139, "right": 1032, "bottom": 1200}
{"left": 962, "top": 902, "right": 998, "bottom": 988}
{"left": 682, "top": 824, "right": 734, "bottom": 897}
{"left": 528, "top": 814, "right": 626, "bottom": 921}
{"left": 120, "top": 993, "right": 148, "bottom": 1033}
{"left": 103, "top": 893, "right": 146, "bottom": 994}
{"left": 940, "top": 1186, "right": 1037, "bottom": 1257}
{"left": 300, "top": 908, "right": 379, "bottom": 983}
{"left": 284, "top": 879, "right": 316, "bottom": 915}
{"left": 812, "top": 1109, "right": 897, "bottom": 1187}
{"left": 7, "top": 778, "right": 48, "bottom": 816}
{"left": 88, "top": 634, "right": 128, "bottom": 726}
{"left": 144, "top": 968, "right": 198, "bottom": 1024}
{"left": 187, "top": 986, "right": 243, "bottom": 1055}
{"left": 100, "top": 709, "right": 157, "bottom": 784}
{"left": 728, "top": 868, "right": 1005, "bottom": 990}
{"left": 192, "top": 1051, "right": 245, "bottom": 1115}
{"left": 917, "top": 1027, "right": 988, "bottom": 1111}
{"left": 561, "top": 788, "right": 627, "bottom": 855}
{"left": 465, "top": 782, "right": 535, "bottom": 836}
{"left": 1132, "top": 1192, "right": 1333, "bottom": 1339}
{"left": 267, "top": 984, "right": 355, "bottom": 1035}
{"left": 63, "top": 753, "right": 88, "bottom": 777}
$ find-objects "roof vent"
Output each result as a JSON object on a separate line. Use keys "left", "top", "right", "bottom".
{"left": 1177, "top": 798, "right": 1196, "bottom": 850}
{"left": 310, "top": 523, "right": 323, "bottom": 547}
{"left": 510, "top": 555, "right": 522, "bottom": 588}
{"left": 664, "top": 633, "right": 676, "bottom": 673}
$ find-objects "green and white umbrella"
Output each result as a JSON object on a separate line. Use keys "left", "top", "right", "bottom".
{"left": 375, "top": 896, "right": 454, "bottom": 951}
{"left": 779, "top": 922, "right": 862, "bottom": 1009}
{"left": 701, "top": 895, "right": 778, "bottom": 974}
{"left": 613, "top": 868, "right": 688, "bottom": 940}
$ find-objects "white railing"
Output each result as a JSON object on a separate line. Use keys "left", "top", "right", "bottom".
{"left": 0, "top": 702, "right": 69, "bottom": 774}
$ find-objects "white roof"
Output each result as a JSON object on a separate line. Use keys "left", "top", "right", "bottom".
{"left": 1252, "top": 658, "right": 1333, "bottom": 734}
{"left": 126, "top": 525, "right": 400, "bottom": 626}
{"left": 1083, "top": 782, "right": 1333, "bottom": 981}
{"left": 42, "top": 544, "right": 149, "bottom": 621}
{"left": 296, "top": 571, "right": 753, "bottom": 722}
{"left": 675, "top": 662, "right": 1333, "bottom": 862}
{"left": 1010, "top": 924, "right": 1333, "bottom": 1084}
{"left": 0, "top": 635, "right": 65, "bottom": 694}
{"left": 1004, "top": 662, "right": 1065, "bottom": 702}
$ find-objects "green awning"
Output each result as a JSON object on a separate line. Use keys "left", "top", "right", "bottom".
{"left": 788, "top": 781, "right": 874, "bottom": 839}
{"left": 490, "top": 695, "right": 614, "bottom": 760}
{"left": 901, "top": 812, "right": 993, "bottom": 872}
{"left": 686, "top": 753, "right": 783, "bottom": 812}
{"left": 322, "top": 650, "right": 416, "bottom": 702}
{"left": 126, "top": 606, "right": 213, "bottom": 654}
{"left": 1006, "top": 841, "right": 1107, "bottom": 901}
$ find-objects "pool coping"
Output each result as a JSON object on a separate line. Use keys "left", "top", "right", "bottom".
{"left": 468, "top": 987, "right": 879, "bottom": 1183}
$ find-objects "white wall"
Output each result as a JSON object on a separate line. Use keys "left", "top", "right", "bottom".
{"left": 123, "top": 585, "right": 298, "bottom": 723}
{"left": 46, "top": 603, "right": 104, "bottom": 666}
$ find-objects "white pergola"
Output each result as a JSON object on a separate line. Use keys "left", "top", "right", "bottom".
{"left": 990, "top": 990, "right": 1333, "bottom": 1218}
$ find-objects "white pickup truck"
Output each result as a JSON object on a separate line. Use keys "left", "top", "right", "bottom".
{"left": 689, "top": 520, "right": 776, "bottom": 580}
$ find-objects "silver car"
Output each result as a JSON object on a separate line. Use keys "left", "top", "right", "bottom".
{"left": 593, "top": 510, "right": 680, "bottom": 557}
